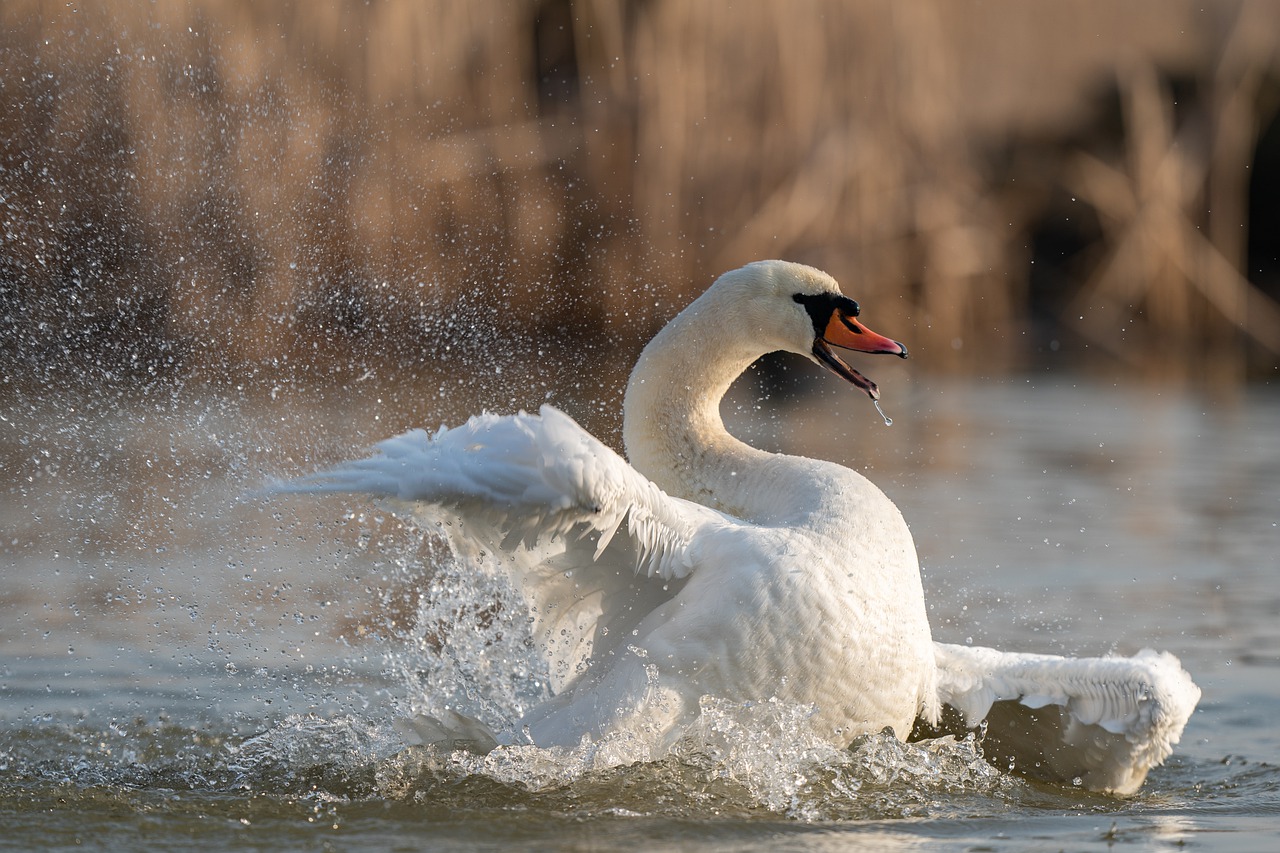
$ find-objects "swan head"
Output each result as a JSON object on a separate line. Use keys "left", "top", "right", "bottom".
{"left": 719, "top": 260, "right": 908, "bottom": 400}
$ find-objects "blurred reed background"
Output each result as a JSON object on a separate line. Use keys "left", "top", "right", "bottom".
{"left": 3, "top": 0, "right": 1280, "bottom": 402}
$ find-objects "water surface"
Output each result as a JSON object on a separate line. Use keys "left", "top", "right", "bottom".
{"left": 2, "top": 376, "right": 1277, "bottom": 851}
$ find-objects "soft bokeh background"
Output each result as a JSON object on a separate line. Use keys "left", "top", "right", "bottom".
{"left": 4, "top": 0, "right": 1280, "bottom": 399}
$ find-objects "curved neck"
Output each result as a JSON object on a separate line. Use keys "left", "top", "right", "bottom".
{"left": 622, "top": 288, "right": 772, "bottom": 516}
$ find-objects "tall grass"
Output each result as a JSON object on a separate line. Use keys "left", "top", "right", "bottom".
{"left": 2, "top": 0, "right": 1278, "bottom": 393}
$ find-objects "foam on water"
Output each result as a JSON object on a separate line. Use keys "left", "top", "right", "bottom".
{"left": 0, "top": 708, "right": 1011, "bottom": 821}
{"left": 215, "top": 706, "right": 1011, "bottom": 820}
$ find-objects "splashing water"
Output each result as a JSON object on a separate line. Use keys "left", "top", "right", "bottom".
{"left": 209, "top": 700, "right": 1010, "bottom": 820}
{"left": 379, "top": 528, "right": 553, "bottom": 740}
{"left": 263, "top": 525, "right": 1016, "bottom": 818}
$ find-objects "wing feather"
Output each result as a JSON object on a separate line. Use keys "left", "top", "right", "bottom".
{"left": 277, "top": 405, "right": 719, "bottom": 581}
{"left": 929, "top": 642, "right": 1200, "bottom": 794}
{"left": 273, "top": 405, "right": 728, "bottom": 693}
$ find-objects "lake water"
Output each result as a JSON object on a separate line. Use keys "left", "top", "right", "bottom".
{"left": 2, "top": 373, "right": 1277, "bottom": 851}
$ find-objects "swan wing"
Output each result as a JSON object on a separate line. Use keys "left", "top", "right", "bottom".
{"left": 278, "top": 405, "right": 717, "bottom": 577}
{"left": 920, "top": 642, "right": 1200, "bottom": 794}
{"left": 275, "top": 404, "right": 729, "bottom": 691}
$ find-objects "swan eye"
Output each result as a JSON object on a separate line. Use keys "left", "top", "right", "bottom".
{"left": 792, "top": 292, "right": 861, "bottom": 336}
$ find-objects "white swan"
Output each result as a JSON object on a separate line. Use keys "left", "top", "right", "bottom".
{"left": 278, "top": 260, "right": 1199, "bottom": 795}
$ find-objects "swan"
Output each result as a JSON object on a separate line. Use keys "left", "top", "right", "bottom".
{"left": 277, "top": 260, "right": 1199, "bottom": 795}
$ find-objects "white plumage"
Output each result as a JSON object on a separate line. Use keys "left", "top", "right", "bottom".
{"left": 278, "top": 260, "right": 1199, "bottom": 794}
{"left": 931, "top": 644, "right": 1199, "bottom": 793}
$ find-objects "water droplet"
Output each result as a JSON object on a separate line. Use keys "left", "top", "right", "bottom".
{"left": 873, "top": 399, "right": 893, "bottom": 426}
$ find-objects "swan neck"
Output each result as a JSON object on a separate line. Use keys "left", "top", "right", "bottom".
{"left": 622, "top": 294, "right": 766, "bottom": 506}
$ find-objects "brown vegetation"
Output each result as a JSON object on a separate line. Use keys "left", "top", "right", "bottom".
{"left": 3, "top": 0, "right": 1280, "bottom": 394}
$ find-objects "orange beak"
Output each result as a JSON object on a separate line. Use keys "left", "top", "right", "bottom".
{"left": 821, "top": 312, "right": 908, "bottom": 357}
{"left": 812, "top": 310, "right": 908, "bottom": 400}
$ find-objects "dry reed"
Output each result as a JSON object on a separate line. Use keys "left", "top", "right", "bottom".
{"left": 2, "top": 0, "right": 1279, "bottom": 394}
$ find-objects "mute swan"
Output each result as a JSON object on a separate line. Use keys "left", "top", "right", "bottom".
{"left": 278, "top": 260, "right": 1199, "bottom": 795}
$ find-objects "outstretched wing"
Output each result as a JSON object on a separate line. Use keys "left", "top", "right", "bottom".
{"left": 274, "top": 404, "right": 730, "bottom": 691}
{"left": 915, "top": 642, "right": 1200, "bottom": 795}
